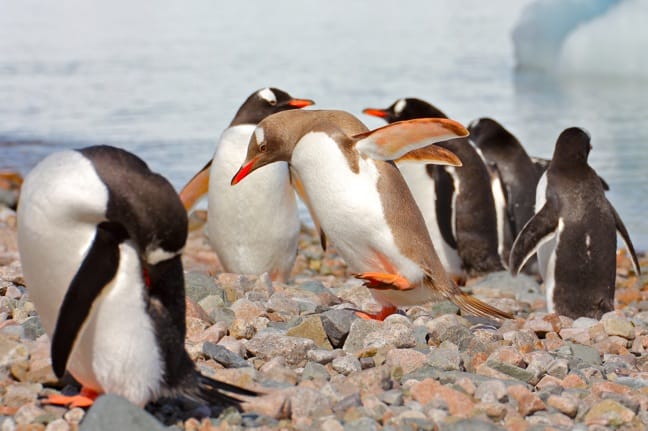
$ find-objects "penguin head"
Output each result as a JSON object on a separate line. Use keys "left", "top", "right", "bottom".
{"left": 553, "top": 127, "right": 592, "bottom": 165}
{"left": 363, "top": 98, "right": 447, "bottom": 123}
{"left": 229, "top": 87, "right": 314, "bottom": 126}
{"left": 230, "top": 114, "right": 295, "bottom": 185}
{"left": 467, "top": 117, "right": 520, "bottom": 150}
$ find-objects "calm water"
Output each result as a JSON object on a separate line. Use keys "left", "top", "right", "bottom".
{"left": 1, "top": 0, "right": 647, "bottom": 249}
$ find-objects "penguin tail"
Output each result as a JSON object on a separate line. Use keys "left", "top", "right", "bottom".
{"left": 189, "top": 373, "right": 259, "bottom": 411}
{"left": 451, "top": 291, "right": 513, "bottom": 320}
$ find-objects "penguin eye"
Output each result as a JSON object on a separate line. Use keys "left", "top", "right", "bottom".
{"left": 259, "top": 143, "right": 267, "bottom": 153}
{"left": 268, "top": 99, "right": 277, "bottom": 106}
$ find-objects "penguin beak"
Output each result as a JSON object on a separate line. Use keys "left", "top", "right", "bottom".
{"left": 231, "top": 157, "right": 258, "bottom": 185}
{"left": 179, "top": 160, "right": 212, "bottom": 211}
{"left": 363, "top": 108, "right": 389, "bottom": 119}
{"left": 287, "top": 98, "right": 315, "bottom": 108}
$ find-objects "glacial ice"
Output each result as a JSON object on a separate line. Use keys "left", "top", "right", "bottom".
{"left": 512, "top": 0, "right": 648, "bottom": 79}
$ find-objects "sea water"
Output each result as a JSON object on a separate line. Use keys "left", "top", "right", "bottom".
{"left": 1, "top": 0, "right": 647, "bottom": 249}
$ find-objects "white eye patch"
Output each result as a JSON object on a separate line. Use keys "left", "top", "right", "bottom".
{"left": 394, "top": 99, "right": 406, "bottom": 115}
{"left": 258, "top": 88, "right": 277, "bottom": 105}
{"left": 255, "top": 127, "right": 265, "bottom": 146}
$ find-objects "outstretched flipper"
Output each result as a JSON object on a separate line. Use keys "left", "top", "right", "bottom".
{"left": 353, "top": 118, "right": 468, "bottom": 162}
{"left": 52, "top": 222, "right": 128, "bottom": 378}
{"left": 179, "top": 160, "right": 212, "bottom": 211}
{"left": 509, "top": 203, "right": 559, "bottom": 275}
{"left": 610, "top": 202, "right": 641, "bottom": 276}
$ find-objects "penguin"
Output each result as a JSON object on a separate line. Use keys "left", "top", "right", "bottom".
{"left": 509, "top": 128, "right": 641, "bottom": 319}
{"left": 17, "top": 145, "right": 255, "bottom": 408}
{"left": 231, "top": 109, "right": 512, "bottom": 321}
{"left": 363, "top": 98, "right": 505, "bottom": 277}
{"left": 467, "top": 118, "right": 542, "bottom": 240}
{"left": 180, "top": 88, "right": 314, "bottom": 281}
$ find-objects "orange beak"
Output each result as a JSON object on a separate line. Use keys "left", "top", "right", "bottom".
{"left": 363, "top": 108, "right": 389, "bottom": 119}
{"left": 288, "top": 98, "right": 315, "bottom": 108}
{"left": 231, "top": 157, "right": 258, "bottom": 185}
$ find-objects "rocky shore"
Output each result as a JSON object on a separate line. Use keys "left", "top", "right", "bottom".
{"left": 0, "top": 207, "right": 646, "bottom": 431}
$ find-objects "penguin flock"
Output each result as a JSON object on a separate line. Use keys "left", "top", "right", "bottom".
{"left": 15, "top": 88, "right": 641, "bottom": 413}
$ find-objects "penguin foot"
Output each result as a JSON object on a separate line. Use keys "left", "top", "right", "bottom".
{"left": 41, "top": 387, "right": 99, "bottom": 408}
{"left": 354, "top": 272, "right": 412, "bottom": 291}
{"left": 354, "top": 305, "right": 399, "bottom": 321}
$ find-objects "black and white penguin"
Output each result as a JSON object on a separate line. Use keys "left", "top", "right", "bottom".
{"left": 468, "top": 117, "right": 543, "bottom": 270}
{"left": 363, "top": 98, "right": 504, "bottom": 278}
{"left": 180, "top": 88, "right": 314, "bottom": 281}
{"left": 17, "top": 145, "right": 255, "bottom": 408}
{"left": 509, "top": 128, "right": 641, "bottom": 319}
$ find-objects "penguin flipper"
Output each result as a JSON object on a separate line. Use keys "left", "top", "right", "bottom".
{"left": 509, "top": 203, "right": 559, "bottom": 275}
{"left": 352, "top": 118, "right": 467, "bottom": 162}
{"left": 179, "top": 159, "right": 212, "bottom": 211}
{"left": 51, "top": 222, "right": 127, "bottom": 378}
{"left": 610, "top": 202, "right": 641, "bottom": 276}
{"left": 394, "top": 145, "right": 462, "bottom": 167}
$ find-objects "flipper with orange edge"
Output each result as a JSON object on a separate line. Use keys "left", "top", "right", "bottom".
{"left": 41, "top": 387, "right": 99, "bottom": 408}
{"left": 353, "top": 118, "right": 468, "bottom": 161}
{"left": 354, "top": 272, "right": 413, "bottom": 291}
{"left": 179, "top": 160, "right": 212, "bottom": 211}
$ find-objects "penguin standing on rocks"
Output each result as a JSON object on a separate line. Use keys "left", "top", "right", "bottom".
{"left": 180, "top": 88, "right": 314, "bottom": 281}
{"left": 231, "top": 109, "right": 512, "bottom": 321}
{"left": 363, "top": 98, "right": 505, "bottom": 278}
{"left": 18, "top": 146, "right": 255, "bottom": 408}
{"left": 509, "top": 128, "right": 641, "bottom": 319}
{"left": 468, "top": 117, "right": 543, "bottom": 270}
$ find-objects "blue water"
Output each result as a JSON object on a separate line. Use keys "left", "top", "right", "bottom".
{"left": 1, "top": 0, "right": 647, "bottom": 249}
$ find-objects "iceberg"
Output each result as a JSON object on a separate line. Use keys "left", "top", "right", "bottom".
{"left": 512, "top": 0, "right": 648, "bottom": 79}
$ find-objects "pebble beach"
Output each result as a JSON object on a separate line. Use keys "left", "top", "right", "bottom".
{"left": 0, "top": 207, "right": 647, "bottom": 431}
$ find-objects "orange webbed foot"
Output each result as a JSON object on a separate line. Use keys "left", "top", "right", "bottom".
{"left": 354, "top": 272, "right": 412, "bottom": 291}
{"left": 42, "top": 387, "right": 99, "bottom": 408}
{"left": 354, "top": 305, "right": 399, "bottom": 321}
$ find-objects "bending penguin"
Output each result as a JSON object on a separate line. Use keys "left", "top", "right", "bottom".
{"left": 180, "top": 88, "right": 314, "bottom": 281}
{"left": 231, "top": 109, "right": 511, "bottom": 321}
{"left": 18, "top": 146, "right": 255, "bottom": 408}
{"left": 363, "top": 98, "right": 505, "bottom": 278}
{"left": 509, "top": 128, "right": 641, "bottom": 319}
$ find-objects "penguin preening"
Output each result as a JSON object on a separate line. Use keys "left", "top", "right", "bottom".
{"left": 363, "top": 98, "right": 505, "bottom": 278}
{"left": 509, "top": 128, "right": 641, "bottom": 319}
{"left": 231, "top": 109, "right": 512, "bottom": 321}
{"left": 18, "top": 146, "right": 255, "bottom": 408}
{"left": 180, "top": 88, "right": 314, "bottom": 281}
